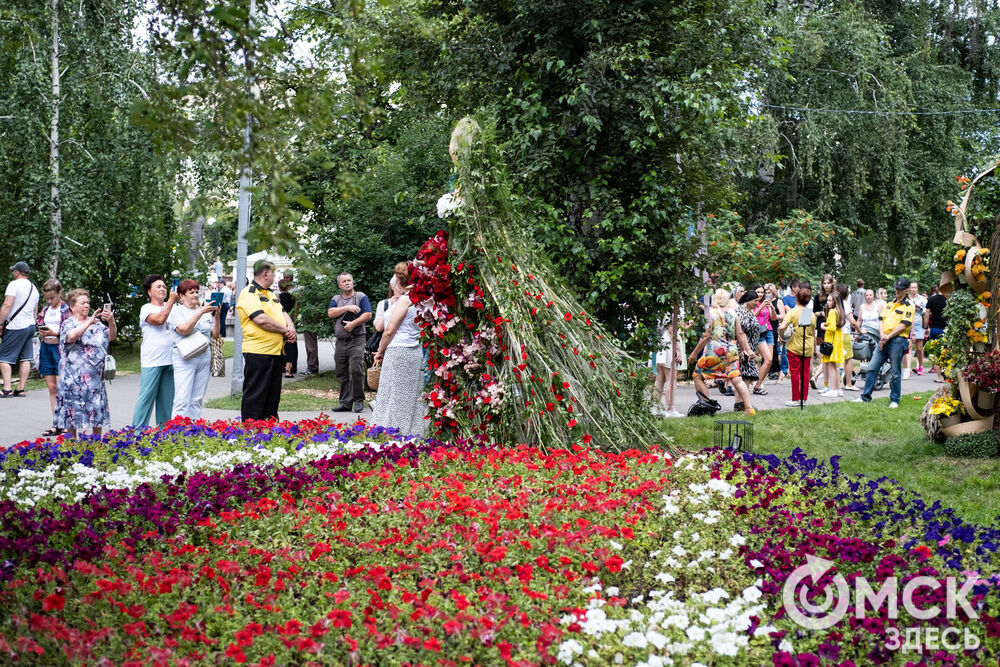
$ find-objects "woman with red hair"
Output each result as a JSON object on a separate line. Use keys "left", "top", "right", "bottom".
{"left": 167, "top": 279, "right": 220, "bottom": 418}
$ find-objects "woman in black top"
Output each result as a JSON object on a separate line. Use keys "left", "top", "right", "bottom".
{"left": 278, "top": 278, "right": 298, "bottom": 377}
{"left": 925, "top": 286, "right": 948, "bottom": 382}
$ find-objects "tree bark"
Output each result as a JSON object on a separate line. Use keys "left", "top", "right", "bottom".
{"left": 48, "top": 0, "right": 62, "bottom": 279}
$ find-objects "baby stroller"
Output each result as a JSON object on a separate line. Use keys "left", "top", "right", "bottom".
{"left": 851, "top": 326, "right": 893, "bottom": 391}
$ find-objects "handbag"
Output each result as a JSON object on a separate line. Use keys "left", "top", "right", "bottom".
{"left": 210, "top": 337, "right": 226, "bottom": 377}
{"left": 819, "top": 341, "right": 835, "bottom": 356}
{"left": 365, "top": 299, "right": 389, "bottom": 352}
{"left": 366, "top": 363, "right": 381, "bottom": 391}
{"left": 176, "top": 331, "right": 210, "bottom": 360}
{"left": 103, "top": 354, "right": 116, "bottom": 381}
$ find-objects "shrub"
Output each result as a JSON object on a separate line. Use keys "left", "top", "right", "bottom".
{"left": 944, "top": 431, "right": 999, "bottom": 458}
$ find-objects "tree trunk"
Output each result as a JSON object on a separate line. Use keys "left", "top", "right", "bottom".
{"left": 666, "top": 296, "right": 680, "bottom": 413}
{"left": 48, "top": 0, "right": 62, "bottom": 279}
{"left": 188, "top": 214, "right": 206, "bottom": 268}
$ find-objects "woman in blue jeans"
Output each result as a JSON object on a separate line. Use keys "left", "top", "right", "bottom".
{"left": 132, "top": 274, "right": 178, "bottom": 427}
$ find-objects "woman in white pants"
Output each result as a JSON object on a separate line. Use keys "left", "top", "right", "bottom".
{"left": 168, "top": 279, "right": 220, "bottom": 419}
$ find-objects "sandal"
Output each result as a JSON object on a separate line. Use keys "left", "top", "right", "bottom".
{"left": 753, "top": 388, "right": 768, "bottom": 395}
{"left": 11, "top": 389, "right": 25, "bottom": 397}
{"left": 42, "top": 427, "right": 64, "bottom": 437}
{"left": 0, "top": 389, "right": 11, "bottom": 398}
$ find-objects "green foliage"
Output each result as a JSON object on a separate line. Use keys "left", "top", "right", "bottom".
{"left": 0, "top": 0, "right": 177, "bottom": 315}
{"left": 294, "top": 275, "right": 338, "bottom": 338}
{"left": 304, "top": 113, "right": 453, "bottom": 301}
{"left": 381, "top": 0, "right": 773, "bottom": 344}
{"left": 944, "top": 431, "right": 999, "bottom": 459}
{"left": 746, "top": 1, "right": 1000, "bottom": 286}
{"left": 942, "top": 289, "right": 981, "bottom": 369}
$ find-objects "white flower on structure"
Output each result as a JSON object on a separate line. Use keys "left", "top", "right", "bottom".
{"left": 710, "top": 631, "right": 742, "bottom": 656}
{"left": 436, "top": 192, "right": 461, "bottom": 218}
{"left": 609, "top": 539, "right": 623, "bottom": 550}
{"left": 671, "top": 545, "right": 687, "bottom": 557}
{"left": 623, "top": 632, "right": 648, "bottom": 648}
{"left": 606, "top": 586, "right": 619, "bottom": 596}
{"left": 654, "top": 572, "right": 675, "bottom": 584}
{"left": 685, "top": 625, "right": 706, "bottom": 642}
{"left": 729, "top": 533, "right": 747, "bottom": 547}
{"left": 779, "top": 639, "right": 793, "bottom": 653}
{"left": 749, "top": 559, "right": 764, "bottom": 569}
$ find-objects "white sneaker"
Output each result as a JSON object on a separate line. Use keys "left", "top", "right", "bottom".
{"left": 666, "top": 410, "right": 685, "bottom": 418}
{"left": 843, "top": 385, "right": 860, "bottom": 392}
{"left": 817, "top": 388, "right": 832, "bottom": 397}
{"left": 902, "top": 368, "right": 911, "bottom": 380}
{"left": 836, "top": 390, "right": 844, "bottom": 397}
{"left": 785, "top": 400, "right": 805, "bottom": 407}
{"left": 889, "top": 402, "right": 899, "bottom": 409}
{"left": 852, "top": 397, "right": 865, "bottom": 403}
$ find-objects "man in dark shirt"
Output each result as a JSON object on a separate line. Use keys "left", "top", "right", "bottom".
{"left": 925, "top": 287, "right": 948, "bottom": 382}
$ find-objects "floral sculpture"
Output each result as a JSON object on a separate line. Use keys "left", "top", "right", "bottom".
{"left": 408, "top": 118, "right": 666, "bottom": 452}
{"left": 924, "top": 161, "right": 999, "bottom": 442}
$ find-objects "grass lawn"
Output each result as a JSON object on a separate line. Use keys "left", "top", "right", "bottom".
{"left": 659, "top": 392, "right": 1000, "bottom": 527}
{"left": 204, "top": 371, "right": 372, "bottom": 411}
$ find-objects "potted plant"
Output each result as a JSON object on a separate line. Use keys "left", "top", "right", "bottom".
{"left": 961, "top": 350, "right": 1000, "bottom": 418}
{"left": 929, "top": 396, "right": 965, "bottom": 428}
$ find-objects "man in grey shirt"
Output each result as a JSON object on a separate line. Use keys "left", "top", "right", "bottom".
{"left": 327, "top": 272, "right": 372, "bottom": 412}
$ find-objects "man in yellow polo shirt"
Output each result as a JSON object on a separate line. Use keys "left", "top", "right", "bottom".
{"left": 236, "top": 259, "right": 296, "bottom": 420}
{"left": 856, "top": 277, "right": 913, "bottom": 408}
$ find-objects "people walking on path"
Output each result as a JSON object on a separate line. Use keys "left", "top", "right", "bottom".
{"left": 907, "top": 281, "right": 927, "bottom": 377}
{"left": 0, "top": 261, "right": 39, "bottom": 398}
{"left": 819, "top": 292, "right": 845, "bottom": 398}
{"left": 132, "top": 274, "right": 176, "bottom": 427}
{"left": 688, "top": 287, "right": 756, "bottom": 417}
{"left": 167, "top": 279, "right": 221, "bottom": 419}
{"left": 237, "top": 260, "right": 296, "bottom": 421}
{"left": 54, "top": 289, "right": 116, "bottom": 437}
{"left": 36, "top": 279, "right": 70, "bottom": 434}
{"left": 856, "top": 278, "right": 914, "bottom": 408}
{"left": 327, "top": 272, "right": 372, "bottom": 413}
{"left": 751, "top": 283, "right": 774, "bottom": 395}
{"left": 779, "top": 282, "right": 817, "bottom": 407}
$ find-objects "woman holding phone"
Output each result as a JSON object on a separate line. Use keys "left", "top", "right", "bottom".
{"left": 132, "top": 274, "right": 177, "bottom": 427}
{"left": 36, "top": 279, "right": 70, "bottom": 436}
{"left": 54, "top": 289, "right": 116, "bottom": 437}
{"left": 167, "top": 279, "right": 221, "bottom": 418}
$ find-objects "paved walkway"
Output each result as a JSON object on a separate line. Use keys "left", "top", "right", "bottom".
{"left": 0, "top": 342, "right": 940, "bottom": 445}
{"left": 0, "top": 338, "right": 372, "bottom": 445}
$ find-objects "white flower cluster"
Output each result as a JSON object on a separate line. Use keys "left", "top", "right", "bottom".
{"left": 0, "top": 440, "right": 373, "bottom": 507}
{"left": 555, "top": 457, "right": 775, "bottom": 666}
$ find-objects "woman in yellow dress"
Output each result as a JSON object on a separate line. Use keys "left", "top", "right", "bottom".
{"left": 819, "top": 292, "right": 845, "bottom": 398}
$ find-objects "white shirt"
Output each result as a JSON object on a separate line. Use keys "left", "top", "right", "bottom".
{"left": 387, "top": 301, "right": 421, "bottom": 348}
{"left": 43, "top": 306, "right": 62, "bottom": 341}
{"left": 3, "top": 278, "right": 38, "bottom": 331}
{"left": 139, "top": 303, "right": 174, "bottom": 367}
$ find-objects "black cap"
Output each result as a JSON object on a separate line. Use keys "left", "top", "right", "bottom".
{"left": 9, "top": 261, "right": 28, "bottom": 274}
{"left": 894, "top": 278, "right": 910, "bottom": 292}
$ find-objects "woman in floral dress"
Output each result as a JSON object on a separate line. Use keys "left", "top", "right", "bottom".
{"left": 688, "top": 287, "right": 756, "bottom": 416}
{"left": 54, "top": 289, "right": 116, "bottom": 436}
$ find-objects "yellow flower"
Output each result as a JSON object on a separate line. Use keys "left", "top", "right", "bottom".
{"left": 955, "top": 264, "right": 965, "bottom": 274}
{"left": 955, "top": 249, "right": 967, "bottom": 261}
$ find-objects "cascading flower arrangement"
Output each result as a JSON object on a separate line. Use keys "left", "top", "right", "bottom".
{"left": 409, "top": 117, "right": 666, "bottom": 453}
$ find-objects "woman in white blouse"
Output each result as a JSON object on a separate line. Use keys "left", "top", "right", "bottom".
{"left": 167, "top": 279, "right": 220, "bottom": 418}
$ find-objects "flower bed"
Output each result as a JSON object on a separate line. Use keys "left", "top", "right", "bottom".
{"left": 0, "top": 421, "right": 998, "bottom": 665}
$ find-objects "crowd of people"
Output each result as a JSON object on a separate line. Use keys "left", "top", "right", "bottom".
{"left": 1, "top": 253, "right": 951, "bottom": 437}
{"left": 0, "top": 257, "right": 430, "bottom": 438}
{"left": 652, "top": 274, "right": 948, "bottom": 417}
